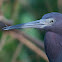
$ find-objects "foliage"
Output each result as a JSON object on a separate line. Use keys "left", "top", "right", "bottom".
{"left": 0, "top": 0, "right": 59, "bottom": 62}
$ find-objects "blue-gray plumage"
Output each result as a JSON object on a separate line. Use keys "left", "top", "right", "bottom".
{"left": 2, "top": 12, "right": 62, "bottom": 62}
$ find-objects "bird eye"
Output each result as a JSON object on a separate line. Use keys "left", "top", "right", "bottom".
{"left": 50, "top": 20, "right": 54, "bottom": 23}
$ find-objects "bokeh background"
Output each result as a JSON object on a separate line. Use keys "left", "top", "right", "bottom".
{"left": 0, "top": 0, "right": 61, "bottom": 62}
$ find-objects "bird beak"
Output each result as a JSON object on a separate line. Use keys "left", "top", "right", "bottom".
{"left": 2, "top": 18, "right": 53, "bottom": 30}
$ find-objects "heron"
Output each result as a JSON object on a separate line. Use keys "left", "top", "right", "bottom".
{"left": 2, "top": 12, "right": 62, "bottom": 62}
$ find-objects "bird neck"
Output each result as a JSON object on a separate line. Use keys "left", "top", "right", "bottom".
{"left": 44, "top": 32, "right": 62, "bottom": 62}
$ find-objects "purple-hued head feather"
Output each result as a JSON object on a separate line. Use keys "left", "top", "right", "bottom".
{"left": 42, "top": 12, "right": 62, "bottom": 62}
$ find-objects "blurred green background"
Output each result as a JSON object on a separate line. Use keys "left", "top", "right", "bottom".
{"left": 0, "top": 0, "right": 61, "bottom": 62}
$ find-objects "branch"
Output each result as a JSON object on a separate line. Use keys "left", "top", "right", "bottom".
{"left": 0, "top": 32, "right": 7, "bottom": 50}
{"left": 5, "top": 31, "right": 49, "bottom": 62}
{"left": 11, "top": 43, "right": 23, "bottom": 62}
{"left": 0, "top": 0, "right": 4, "bottom": 15}
{"left": 14, "top": 30, "right": 44, "bottom": 49}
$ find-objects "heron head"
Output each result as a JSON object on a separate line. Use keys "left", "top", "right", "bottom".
{"left": 2, "top": 12, "right": 62, "bottom": 35}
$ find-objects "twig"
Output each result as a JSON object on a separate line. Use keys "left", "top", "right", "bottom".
{"left": 58, "top": 0, "right": 62, "bottom": 12}
{"left": 0, "top": 32, "right": 7, "bottom": 50}
{"left": 0, "top": 16, "right": 44, "bottom": 50}
{"left": 11, "top": 43, "right": 23, "bottom": 62}
{"left": 0, "top": 0, "right": 4, "bottom": 15}
{"left": 0, "top": 16, "right": 13, "bottom": 25}
{"left": 14, "top": 30, "right": 44, "bottom": 49}
{"left": 5, "top": 31, "right": 48, "bottom": 62}
{"left": 11, "top": 0, "right": 20, "bottom": 19}
{"left": 45, "top": 0, "right": 53, "bottom": 12}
